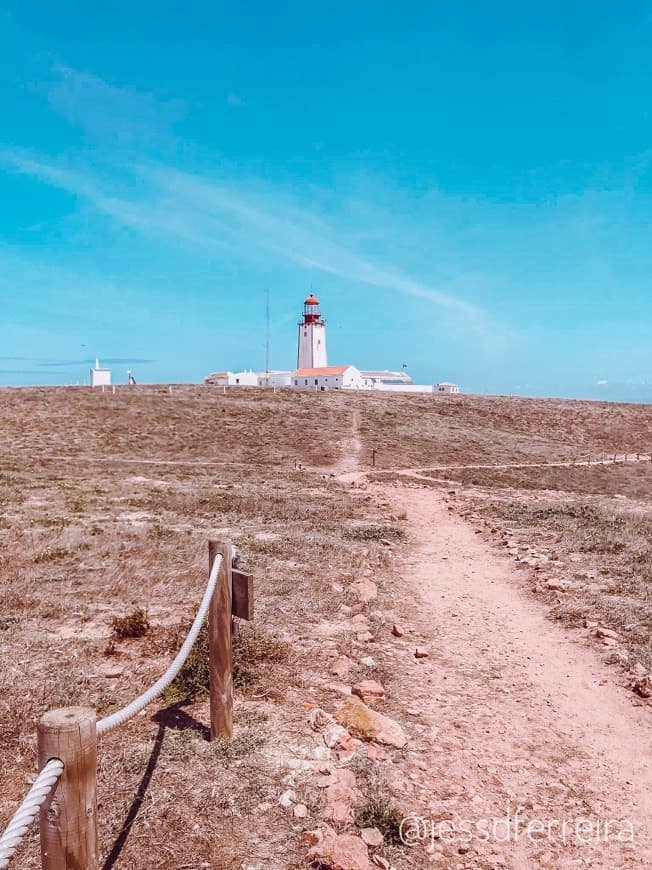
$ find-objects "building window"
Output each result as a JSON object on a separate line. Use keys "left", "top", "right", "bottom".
{"left": 305, "top": 379, "right": 308, "bottom": 385}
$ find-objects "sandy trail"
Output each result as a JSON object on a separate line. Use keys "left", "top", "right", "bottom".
{"left": 374, "top": 483, "right": 652, "bottom": 868}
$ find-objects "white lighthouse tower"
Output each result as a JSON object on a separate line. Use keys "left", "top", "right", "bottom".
{"left": 297, "top": 293, "right": 328, "bottom": 369}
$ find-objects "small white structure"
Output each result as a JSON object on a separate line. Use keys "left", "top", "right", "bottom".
{"left": 90, "top": 359, "right": 111, "bottom": 388}
{"left": 256, "top": 371, "right": 293, "bottom": 387}
{"left": 292, "top": 365, "right": 363, "bottom": 390}
{"left": 435, "top": 382, "right": 460, "bottom": 394}
{"left": 360, "top": 369, "right": 414, "bottom": 387}
{"left": 297, "top": 294, "right": 328, "bottom": 370}
{"left": 204, "top": 370, "right": 258, "bottom": 386}
{"left": 371, "top": 383, "right": 436, "bottom": 394}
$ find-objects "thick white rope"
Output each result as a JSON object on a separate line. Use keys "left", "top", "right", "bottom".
{"left": 0, "top": 758, "right": 64, "bottom": 868}
{"left": 97, "top": 553, "right": 222, "bottom": 736}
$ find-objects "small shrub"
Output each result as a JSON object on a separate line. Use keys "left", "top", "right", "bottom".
{"left": 355, "top": 789, "right": 403, "bottom": 844}
{"left": 111, "top": 607, "right": 150, "bottom": 639}
{"left": 165, "top": 623, "right": 209, "bottom": 702}
{"left": 0, "top": 614, "right": 19, "bottom": 631}
{"left": 104, "top": 638, "right": 118, "bottom": 656}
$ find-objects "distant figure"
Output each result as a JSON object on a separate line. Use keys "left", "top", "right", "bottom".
{"left": 127, "top": 370, "right": 137, "bottom": 385}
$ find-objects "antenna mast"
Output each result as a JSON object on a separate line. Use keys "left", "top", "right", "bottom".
{"left": 265, "top": 288, "right": 271, "bottom": 375}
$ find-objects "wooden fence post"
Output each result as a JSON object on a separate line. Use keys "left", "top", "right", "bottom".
{"left": 38, "top": 707, "right": 98, "bottom": 870}
{"left": 208, "top": 540, "right": 233, "bottom": 740}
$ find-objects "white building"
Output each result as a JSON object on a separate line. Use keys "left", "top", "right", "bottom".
{"left": 90, "top": 359, "right": 111, "bottom": 388}
{"left": 292, "top": 365, "right": 363, "bottom": 390}
{"left": 203, "top": 291, "right": 460, "bottom": 396}
{"left": 360, "top": 369, "right": 413, "bottom": 387}
{"left": 256, "top": 371, "right": 293, "bottom": 387}
{"left": 204, "top": 370, "right": 258, "bottom": 386}
{"left": 371, "top": 383, "right": 436, "bottom": 394}
{"left": 297, "top": 294, "right": 328, "bottom": 369}
{"left": 435, "top": 382, "right": 460, "bottom": 394}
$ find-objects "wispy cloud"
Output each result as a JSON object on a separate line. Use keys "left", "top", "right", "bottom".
{"left": 38, "top": 63, "right": 186, "bottom": 147}
{"left": 2, "top": 150, "right": 499, "bottom": 341}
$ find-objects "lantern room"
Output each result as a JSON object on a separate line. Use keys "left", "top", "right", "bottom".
{"left": 302, "top": 294, "right": 323, "bottom": 324}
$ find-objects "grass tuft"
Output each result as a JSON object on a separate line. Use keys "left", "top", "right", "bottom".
{"left": 111, "top": 606, "right": 150, "bottom": 639}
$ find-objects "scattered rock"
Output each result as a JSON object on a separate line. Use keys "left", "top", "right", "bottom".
{"left": 360, "top": 828, "right": 383, "bottom": 848}
{"left": 360, "top": 656, "right": 376, "bottom": 667}
{"left": 309, "top": 708, "right": 334, "bottom": 731}
{"left": 338, "top": 698, "right": 407, "bottom": 748}
{"left": 414, "top": 647, "right": 430, "bottom": 658}
{"left": 325, "top": 770, "right": 363, "bottom": 824}
{"left": 372, "top": 857, "right": 390, "bottom": 869}
{"left": 631, "top": 661, "right": 648, "bottom": 678}
{"left": 352, "top": 613, "right": 368, "bottom": 624}
{"left": 391, "top": 624, "right": 404, "bottom": 637}
{"left": 545, "top": 580, "right": 566, "bottom": 591}
{"left": 308, "top": 825, "right": 371, "bottom": 870}
{"left": 323, "top": 724, "right": 357, "bottom": 750}
{"left": 352, "top": 580, "right": 378, "bottom": 604}
{"left": 294, "top": 803, "right": 309, "bottom": 819}
{"left": 303, "top": 830, "right": 321, "bottom": 847}
{"left": 367, "top": 744, "right": 388, "bottom": 761}
{"left": 357, "top": 631, "right": 374, "bottom": 643}
{"left": 279, "top": 789, "right": 295, "bottom": 808}
{"left": 330, "top": 657, "right": 353, "bottom": 677}
{"left": 595, "top": 627, "right": 619, "bottom": 640}
{"left": 633, "top": 675, "right": 652, "bottom": 699}
{"left": 352, "top": 680, "right": 385, "bottom": 705}
{"left": 605, "top": 649, "right": 629, "bottom": 668}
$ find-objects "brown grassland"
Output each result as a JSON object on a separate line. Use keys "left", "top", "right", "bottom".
{"left": 1, "top": 386, "right": 652, "bottom": 868}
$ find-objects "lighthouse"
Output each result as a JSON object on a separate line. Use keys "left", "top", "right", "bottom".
{"left": 297, "top": 293, "right": 328, "bottom": 369}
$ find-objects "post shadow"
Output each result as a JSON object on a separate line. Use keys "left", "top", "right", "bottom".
{"left": 101, "top": 702, "right": 209, "bottom": 870}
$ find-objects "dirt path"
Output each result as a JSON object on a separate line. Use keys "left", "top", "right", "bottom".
{"left": 375, "top": 483, "right": 652, "bottom": 868}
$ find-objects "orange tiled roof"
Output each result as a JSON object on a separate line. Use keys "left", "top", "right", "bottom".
{"left": 293, "top": 366, "right": 351, "bottom": 377}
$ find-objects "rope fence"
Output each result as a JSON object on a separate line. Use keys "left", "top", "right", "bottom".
{"left": 96, "top": 553, "right": 221, "bottom": 736}
{"left": 0, "top": 540, "right": 248, "bottom": 870}
{"left": 0, "top": 760, "right": 64, "bottom": 869}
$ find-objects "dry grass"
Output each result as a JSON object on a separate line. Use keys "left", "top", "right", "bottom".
{"left": 465, "top": 497, "right": 652, "bottom": 670}
{"left": 0, "top": 386, "right": 396, "bottom": 867}
{"left": 2, "top": 385, "right": 652, "bottom": 866}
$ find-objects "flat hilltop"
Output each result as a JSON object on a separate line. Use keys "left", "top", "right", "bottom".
{"left": 2, "top": 386, "right": 652, "bottom": 868}
{"left": 2, "top": 384, "right": 652, "bottom": 467}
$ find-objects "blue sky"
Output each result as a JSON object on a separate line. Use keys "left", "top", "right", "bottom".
{"left": 1, "top": 1, "right": 652, "bottom": 399}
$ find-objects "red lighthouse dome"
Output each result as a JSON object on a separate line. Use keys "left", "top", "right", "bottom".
{"left": 304, "top": 294, "right": 319, "bottom": 306}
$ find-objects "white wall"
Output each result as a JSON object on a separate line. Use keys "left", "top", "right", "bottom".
{"left": 229, "top": 371, "right": 258, "bottom": 386}
{"left": 257, "top": 371, "right": 293, "bottom": 387}
{"left": 90, "top": 368, "right": 111, "bottom": 387}
{"left": 297, "top": 322, "right": 327, "bottom": 369}
{"left": 365, "top": 383, "right": 435, "bottom": 394}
